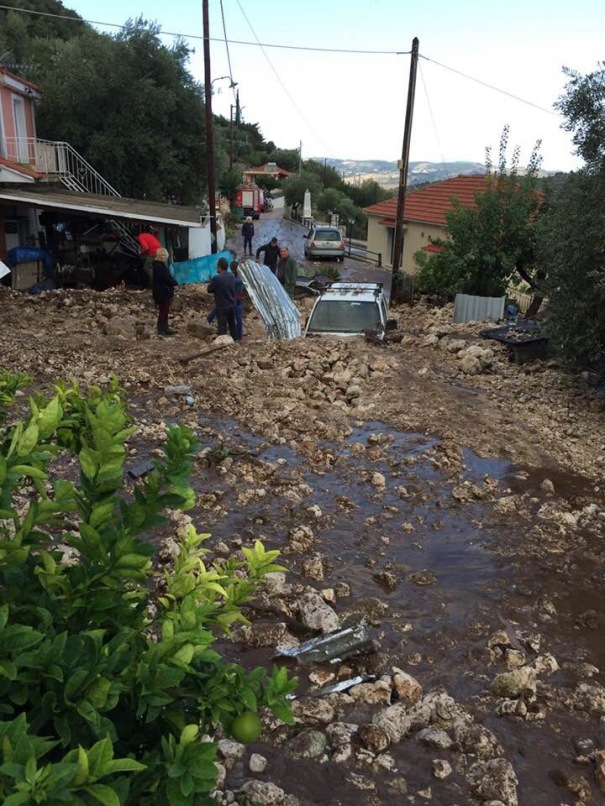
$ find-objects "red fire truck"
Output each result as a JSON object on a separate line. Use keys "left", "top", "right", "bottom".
{"left": 235, "top": 184, "right": 263, "bottom": 220}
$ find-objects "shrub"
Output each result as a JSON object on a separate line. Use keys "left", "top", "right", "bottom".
{"left": 0, "top": 374, "right": 296, "bottom": 805}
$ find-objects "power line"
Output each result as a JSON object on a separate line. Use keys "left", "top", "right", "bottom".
{"left": 0, "top": 3, "right": 563, "bottom": 119}
{"left": 0, "top": 4, "right": 409, "bottom": 54}
{"left": 218, "top": 0, "right": 237, "bottom": 105}
{"left": 419, "top": 53, "right": 560, "bottom": 116}
{"left": 233, "top": 0, "right": 337, "bottom": 157}
{"left": 418, "top": 61, "right": 452, "bottom": 179}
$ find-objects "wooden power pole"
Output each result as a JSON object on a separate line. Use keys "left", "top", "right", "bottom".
{"left": 202, "top": 0, "right": 217, "bottom": 253}
{"left": 392, "top": 37, "right": 419, "bottom": 278}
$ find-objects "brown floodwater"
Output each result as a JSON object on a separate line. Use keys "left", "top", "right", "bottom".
{"left": 129, "top": 404, "right": 605, "bottom": 804}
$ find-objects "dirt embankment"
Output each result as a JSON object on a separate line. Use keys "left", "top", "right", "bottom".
{"left": 2, "top": 285, "right": 602, "bottom": 483}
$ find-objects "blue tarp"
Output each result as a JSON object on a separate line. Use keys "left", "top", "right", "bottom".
{"left": 172, "top": 250, "right": 233, "bottom": 285}
{"left": 8, "top": 247, "right": 54, "bottom": 272}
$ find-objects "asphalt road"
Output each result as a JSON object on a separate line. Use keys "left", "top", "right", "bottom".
{"left": 227, "top": 207, "right": 393, "bottom": 294}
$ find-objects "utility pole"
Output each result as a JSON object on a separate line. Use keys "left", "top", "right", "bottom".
{"left": 392, "top": 36, "right": 419, "bottom": 278}
{"left": 202, "top": 0, "right": 217, "bottom": 253}
{"left": 229, "top": 105, "right": 234, "bottom": 169}
{"left": 298, "top": 141, "right": 302, "bottom": 175}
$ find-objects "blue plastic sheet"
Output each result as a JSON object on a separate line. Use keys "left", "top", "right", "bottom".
{"left": 172, "top": 250, "right": 233, "bottom": 286}
{"left": 8, "top": 247, "right": 54, "bottom": 272}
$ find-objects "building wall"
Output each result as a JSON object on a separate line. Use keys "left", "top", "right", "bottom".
{"left": 366, "top": 216, "right": 393, "bottom": 268}
{"left": 366, "top": 216, "right": 445, "bottom": 274}
{"left": 403, "top": 222, "right": 444, "bottom": 274}
{"left": 0, "top": 85, "right": 37, "bottom": 161}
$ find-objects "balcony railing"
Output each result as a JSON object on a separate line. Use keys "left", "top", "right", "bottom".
{"left": 1, "top": 137, "right": 143, "bottom": 254}
{"left": 2, "top": 137, "right": 120, "bottom": 197}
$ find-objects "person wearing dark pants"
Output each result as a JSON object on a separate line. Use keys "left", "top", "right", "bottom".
{"left": 207, "top": 257, "right": 238, "bottom": 340}
{"left": 231, "top": 260, "right": 244, "bottom": 340}
{"left": 152, "top": 247, "right": 177, "bottom": 336}
{"left": 241, "top": 217, "right": 255, "bottom": 256}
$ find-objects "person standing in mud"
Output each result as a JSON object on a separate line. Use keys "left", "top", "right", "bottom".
{"left": 241, "top": 216, "right": 255, "bottom": 256}
{"left": 207, "top": 257, "right": 238, "bottom": 340}
{"left": 152, "top": 247, "right": 177, "bottom": 337}
{"left": 231, "top": 260, "right": 244, "bottom": 341}
{"left": 275, "top": 246, "right": 299, "bottom": 297}
{"left": 137, "top": 224, "right": 162, "bottom": 284}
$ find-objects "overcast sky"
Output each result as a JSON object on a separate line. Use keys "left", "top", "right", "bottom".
{"left": 62, "top": 0, "right": 605, "bottom": 172}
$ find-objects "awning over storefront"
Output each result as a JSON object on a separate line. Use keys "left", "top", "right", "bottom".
{"left": 0, "top": 185, "right": 203, "bottom": 227}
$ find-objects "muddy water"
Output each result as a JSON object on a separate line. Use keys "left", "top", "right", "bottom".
{"left": 135, "top": 408, "right": 605, "bottom": 804}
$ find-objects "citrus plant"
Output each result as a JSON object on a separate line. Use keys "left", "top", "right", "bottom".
{"left": 0, "top": 373, "right": 296, "bottom": 805}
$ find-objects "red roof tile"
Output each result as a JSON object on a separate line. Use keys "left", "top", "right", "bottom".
{"left": 364, "top": 174, "right": 489, "bottom": 226}
{"left": 245, "top": 163, "right": 294, "bottom": 177}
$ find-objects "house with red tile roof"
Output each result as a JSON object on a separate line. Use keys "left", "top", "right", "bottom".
{"left": 364, "top": 174, "right": 489, "bottom": 273}
{"left": 242, "top": 162, "right": 294, "bottom": 183}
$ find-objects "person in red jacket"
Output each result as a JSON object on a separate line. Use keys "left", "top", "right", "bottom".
{"left": 137, "top": 225, "right": 162, "bottom": 284}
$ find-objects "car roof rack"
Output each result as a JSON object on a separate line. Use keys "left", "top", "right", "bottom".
{"left": 328, "top": 282, "right": 383, "bottom": 296}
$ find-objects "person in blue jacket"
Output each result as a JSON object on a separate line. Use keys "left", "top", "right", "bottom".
{"left": 207, "top": 257, "right": 238, "bottom": 340}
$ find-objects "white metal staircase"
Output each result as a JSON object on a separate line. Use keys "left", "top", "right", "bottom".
{"left": 5, "top": 137, "right": 140, "bottom": 254}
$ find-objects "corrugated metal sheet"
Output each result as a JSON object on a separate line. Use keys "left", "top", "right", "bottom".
{"left": 453, "top": 293, "right": 505, "bottom": 324}
{"left": 239, "top": 259, "right": 301, "bottom": 340}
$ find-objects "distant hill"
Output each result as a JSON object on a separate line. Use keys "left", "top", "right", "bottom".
{"left": 313, "top": 158, "right": 487, "bottom": 190}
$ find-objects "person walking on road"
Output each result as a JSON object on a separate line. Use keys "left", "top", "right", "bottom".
{"left": 255, "top": 236, "right": 280, "bottom": 273}
{"left": 275, "top": 246, "right": 299, "bottom": 298}
{"left": 207, "top": 257, "right": 238, "bottom": 340}
{"left": 241, "top": 216, "right": 255, "bottom": 256}
{"left": 152, "top": 247, "right": 177, "bottom": 337}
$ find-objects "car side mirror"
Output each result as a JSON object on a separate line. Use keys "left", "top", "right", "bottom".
{"left": 386, "top": 318, "right": 398, "bottom": 331}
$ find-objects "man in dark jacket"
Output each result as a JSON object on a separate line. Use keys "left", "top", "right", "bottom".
{"left": 275, "top": 246, "right": 299, "bottom": 297}
{"left": 255, "top": 237, "right": 280, "bottom": 273}
{"left": 152, "top": 247, "right": 177, "bottom": 336}
{"left": 241, "top": 217, "right": 255, "bottom": 256}
{"left": 207, "top": 257, "right": 238, "bottom": 340}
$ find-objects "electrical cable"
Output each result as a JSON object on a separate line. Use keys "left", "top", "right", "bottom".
{"left": 233, "top": 0, "right": 337, "bottom": 157}
{"left": 218, "top": 0, "right": 238, "bottom": 104}
{"left": 420, "top": 52, "right": 559, "bottom": 116}
{"left": 0, "top": 4, "right": 409, "bottom": 54}
{"left": 418, "top": 61, "right": 452, "bottom": 180}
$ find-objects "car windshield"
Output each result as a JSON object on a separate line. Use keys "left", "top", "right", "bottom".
{"left": 313, "top": 230, "right": 341, "bottom": 242}
{"left": 307, "top": 300, "right": 381, "bottom": 333}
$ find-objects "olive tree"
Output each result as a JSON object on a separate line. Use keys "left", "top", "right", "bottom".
{"left": 540, "top": 64, "right": 605, "bottom": 368}
{"left": 415, "top": 127, "right": 543, "bottom": 299}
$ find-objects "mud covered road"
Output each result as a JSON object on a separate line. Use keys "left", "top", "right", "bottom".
{"left": 1, "top": 214, "right": 605, "bottom": 804}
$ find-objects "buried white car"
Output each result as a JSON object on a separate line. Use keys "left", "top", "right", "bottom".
{"left": 303, "top": 282, "right": 397, "bottom": 339}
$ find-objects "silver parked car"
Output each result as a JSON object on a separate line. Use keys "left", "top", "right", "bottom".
{"left": 303, "top": 225, "right": 346, "bottom": 261}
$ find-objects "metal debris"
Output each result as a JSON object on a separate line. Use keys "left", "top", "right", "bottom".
{"left": 275, "top": 621, "right": 373, "bottom": 665}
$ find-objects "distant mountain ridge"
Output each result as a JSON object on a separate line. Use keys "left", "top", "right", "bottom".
{"left": 314, "top": 157, "right": 558, "bottom": 189}
{"left": 314, "top": 158, "right": 487, "bottom": 189}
